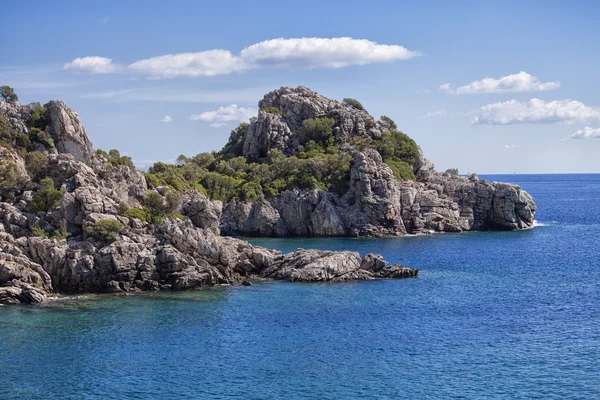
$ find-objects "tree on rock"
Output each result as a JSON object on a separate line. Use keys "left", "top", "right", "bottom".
{"left": 0, "top": 86, "right": 18, "bottom": 104}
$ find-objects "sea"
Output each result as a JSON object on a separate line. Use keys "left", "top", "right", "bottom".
{"left": 1, "top": 174, "right": 599, "bottom": 399}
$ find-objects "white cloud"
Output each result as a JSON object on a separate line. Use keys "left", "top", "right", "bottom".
{"left": 63, "top": 56, "right": 118, "bottom": 74}
{"left": 472, "top": 99, "right": 600, "bottom": 125}
{"left": 422, "top": 109, "right": 449, "bottom": 118}
{"left": 66, "top": 37, "right": 420, "bottom": 79}
{"left": 240, "top": 37, "right": 420, "bottom": 69}
{"left": 504, "top": 144, "right": 519, "bottom": 149}
{"left": 442, "top": 72, "right": 560, "bottom": 95}
{"left": 420, "top": 109, "right": 471, "bottom": 119}
{"left": 128, "top": 50, "right": 246, "bottom": 78}
{"left": 189, "top": 104, "right": 256, "bottom": 127}
{"left": 160, "top": 115, "right": 172, "bottom": 123}
{"left": 567, "top": 127, "right": 600, "bottom": 140}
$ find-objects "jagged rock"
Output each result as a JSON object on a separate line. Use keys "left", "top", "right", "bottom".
{"left": 45, "top": 101, "right": 95, "bottom": 165}
{"left": 0, "top": 232, "right": 54, "bottom": 304}
{"left": 0, "top": 101, "right": 31, "bottom": 134}
{"left": 262, "top": 249, "right": 418, "bottom": 282}
{"left": 182, "top": 191, "right": 222, "bottom": 234}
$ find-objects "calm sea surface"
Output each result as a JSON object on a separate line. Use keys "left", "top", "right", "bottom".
{"left": 1, "top": 174, "right": 599, "bottom": 399}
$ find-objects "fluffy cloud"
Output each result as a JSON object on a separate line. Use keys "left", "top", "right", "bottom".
{"left": 472, "top": 99, "right": 600, "bottom": 125}
{"left": 65, "top": 37, "right": 420, "bottom": 78}
{"left": 160, "top": 115, "right": 172, "bottom": 123}
{"left": 442, "top": 72, "right": 560, "bottom": 95}
{"left": 189, "top": 104, "right": 256, "bottom": 128}
{"left": 240, "top": 37, "right": 420, "bottom": 69}
{"left": 439, "top": 83, "right": 451, "bottom": 91}
{"left": 63, "top": 56, "right": 117, "bottom": 74}
{"left": 128, "top": 50, "right": 246, "bottom": 78}
{"left": 567, "top": 127, "right": 600, "bottom": 140}
{"left": 504, "top": 144, "right": 519, "bottom": 149}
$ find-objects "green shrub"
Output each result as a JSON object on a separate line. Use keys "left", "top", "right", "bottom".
{"left": 220, "top": 123, "right": 247, "bottom": 159}
{"left": 343, "top": 98, "right": 366, "bottom": 112}
{"left": 380, "top": 115, "right": 397, "bottom": 132}
{"left": 385, "top": 159, "right": 416, "bottom": 181}
{"left": 0, "top": 86, "right": 18, "bottom": 103}
{"left": 31, "top": 223, "right": 70, "bottom": 240}
{"left": 30, "top": 128, "right": 55, "bottom": 149}
{"left": 27, "top": 178, "right": 63, "bottom": 213}
{"left": 0, "top": 162, "right": 26, "bottom": 202}
{"left": 24, "top": 151, "right": 48, "bottom": 180}
{"left": 144, "top": 191, "right": 165, "bottom": 212}
{"left": 85, "top": 219, "right": 124, "bottom": 242}
{"left": 28, "top": 102, "right": 47, "bottom": 130}
{"left": 0, "top": 115, "right": 19, "bottom": 149}
{"left": 165, "top": 191, "right": 181, "bottom": 213}
{"left": 96, "top": 149, "right": 110, "bottom": 160}
{"left": 262, "top": 106, "right": 282, "bottom": 115}
{"left": 123, "top": 207, "right": 149, "bottom": 221}
{"left": 298, "top": 118, "right": 335, "bottom": 145}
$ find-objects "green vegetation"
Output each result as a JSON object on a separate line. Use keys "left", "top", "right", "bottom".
{"left": 27, "top": 178, "right": 64, "bottom": 213}
{"left": 349, "top": 128, "right": 419, "bottom": 181}
{"left": 219, "top": 122, "right": 247, "bottom": 160}
{"left": 24, "top": 151, "right": 48, "bottom": 181}
{"left": 145, "top": 133, "right": 354, "bottom": 203}
{"left": 85, "top": 219, "right": 124, "bottom": 242}
{"left": 0, "top": 162, "right": 26, "bottom": 202}
{"left": 0, "top": 94, "right": 53, "bottom": 156}
{"left": 343, "top": 98, "right": 366, "bottom": 112}
{"left": 262, "top": 106, "right": 282, "bottom": 115}
{"left": 120, "top": 191, "right": 184, "bottom": 224}
{"left": 96, "top": 148, "right": 135, "bottom": 170}
{"left": 30, "top": 223, "right": 69, "bottom": 240}
{"left": 380, "top": 115, "right": 397, "bottom": 132}
{"left": 298, "top": 118, "right": 335, "bottom": 146}
{"left": 0, "top": 86, "right": 18, "bottom": 104}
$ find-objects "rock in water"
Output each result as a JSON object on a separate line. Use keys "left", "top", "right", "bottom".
{"left": 220, "top": 86, "right": 536, "bottom": 237}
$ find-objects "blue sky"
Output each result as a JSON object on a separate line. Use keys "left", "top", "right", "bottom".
{"left": 2, "top": 0, "right": 599, "bottom": 173}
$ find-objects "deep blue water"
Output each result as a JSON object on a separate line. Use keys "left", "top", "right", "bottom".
{"left": 1, "top": 174, "right": 599, "bottom": 399}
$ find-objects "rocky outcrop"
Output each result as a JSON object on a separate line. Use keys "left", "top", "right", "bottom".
{"left": 243, "top": 86, "right": 382, "bottom": 161}
{"left": 221, "top": 87, "right": 536, "bottom": 237}
{"left": 0, "top": 210, "right": 418, "bottom": 304}
{"left": 45, "top": 101, "right": 95, "bottom": 165}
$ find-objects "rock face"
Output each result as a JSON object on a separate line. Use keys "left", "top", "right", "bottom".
{"left": 45, "top": 101, "right": 95, "bottom": 165}
{"left": 221, "top": 86, "right": 536, "bottom": 237}
{"left": 243, "top": 86, "right": 381, "bottom": 161}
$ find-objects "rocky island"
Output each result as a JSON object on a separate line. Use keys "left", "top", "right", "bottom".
{"left": 0, "top": 86, "right": 535, "bottom": 304}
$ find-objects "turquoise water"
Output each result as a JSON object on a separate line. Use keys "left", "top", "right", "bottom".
{"left": 1, "top": 174, "right": 599, "bottom": 399}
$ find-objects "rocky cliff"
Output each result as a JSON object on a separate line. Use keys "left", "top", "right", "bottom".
{"left": 220, "top": 87, "right": 536, "bottom": 237}
{"left": 0, "top": 98, "right": 418, "bottom": 305}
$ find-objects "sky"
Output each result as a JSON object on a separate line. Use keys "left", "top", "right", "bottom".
{"left": 2, "top": 0, "right": 599, "bottom": 173}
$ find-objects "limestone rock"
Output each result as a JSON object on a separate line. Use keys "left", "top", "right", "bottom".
{"left": 45, "top": 101, "right": 95, "bottom": 165}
